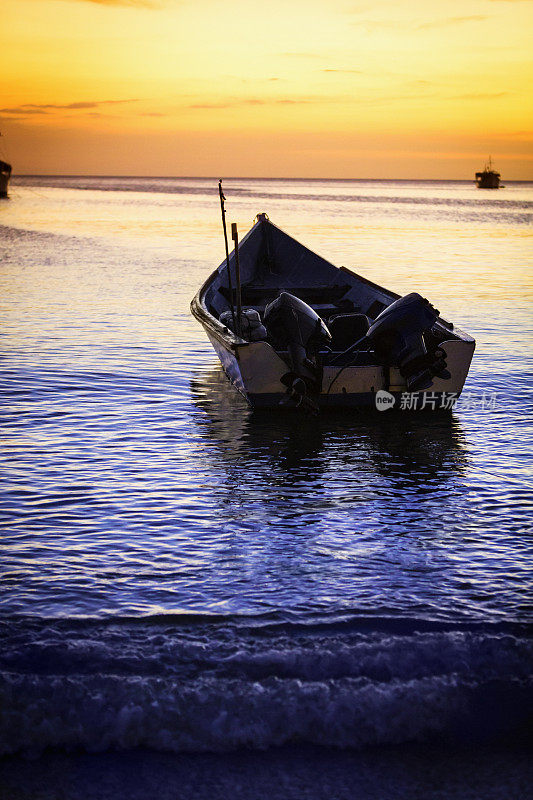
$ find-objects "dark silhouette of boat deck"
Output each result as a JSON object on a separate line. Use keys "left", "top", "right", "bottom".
{"left": 475, "top": 157, "right": 500, "bottom": 189}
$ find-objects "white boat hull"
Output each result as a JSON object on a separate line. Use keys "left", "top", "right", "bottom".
{"left": 205, "top": 330, "right": 475, "bottom": 411}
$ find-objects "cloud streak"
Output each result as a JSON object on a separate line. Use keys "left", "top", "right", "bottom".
{"left": 63, "top": 0, "right": 160, "bottom": 7}
{"left": 281, "top": 52, "right": 323, "bottom": 59}
{"left": 453, "top": 91, "right": 511, "bottom": 100}
{"left": 351, "top": 20, "right": 400, "bottom": 31}
{"left": 0, "top": 99, "right": 139, "bottom": 115}
{"left": 418, "top": 15, "right": 488, "bottom": 30}
{"left": 0, "top": 107, "right": 48, "bottom": 115}
{"left": 322, "top": 69, "right": 362, "bottom": 74}
{"left": 188, "top": 97, "right": 315, "bottom": 110}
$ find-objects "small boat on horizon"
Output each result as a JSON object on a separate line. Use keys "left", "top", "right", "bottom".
{"left": 191, "top": 213, "right": 475, "bottom": 413}
{"left": 475, "top": 157, "right": 501, "bottom": 189}
{"left": 0, "top": 132, "right": 11, "bottom": 199}
{"left": 0, "top": 159, "right": 11, "bottom": 199}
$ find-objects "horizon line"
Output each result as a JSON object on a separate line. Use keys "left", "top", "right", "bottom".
{"left": 11, "top": 174, "right": 530, "bottom": 183}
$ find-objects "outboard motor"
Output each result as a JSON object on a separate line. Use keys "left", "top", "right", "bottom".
{"left": 264, "top": 292, "right": 332, "bottom": 411}
{"left": 366, "top": 293, "right": 450, "bottom": 391}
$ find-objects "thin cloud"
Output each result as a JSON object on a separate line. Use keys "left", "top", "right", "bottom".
{"left": 0, "top": 99, "right": 139, "bottom": 115}
{"left": 351, "top": 20, "right": 400, "bottom": 30}
{"left": 0, "top": 107, "right": 47, "bottom": 115}
{"left": 453, "top": 91, "right": 511, "bottom": 100}
{"left": 276, "top": 99, "right": 313, "bottom": 105}
{"left": 322, "top": 69, "right": 362, "bottom": 74}
{"left": 281, "top": 52, "right": 324, "bottom": 58}
{"left": 418, "top": 15, "right": 488, "bottom": 30}
{"left": 189, "top": 102, "right": 233, "bottom": 110}
{"left": 352, "top": 92, "right": 439, "bottom": 107}
{"left": 188, "top": 97, "right": 315, "bottom": 110}
{"left": 63, "top": 0, "right": 160, "bottom": 7}
{"left": 189, "top": 99, "right": 266, "bottom": 109}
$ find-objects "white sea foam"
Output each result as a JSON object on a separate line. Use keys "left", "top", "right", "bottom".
{"left": 1, "top": 621, "right": 531, "bottom": 755}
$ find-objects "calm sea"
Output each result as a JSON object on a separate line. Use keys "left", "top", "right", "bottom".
{"left": 1, "top": 177, "right": 532, "bottom": 798}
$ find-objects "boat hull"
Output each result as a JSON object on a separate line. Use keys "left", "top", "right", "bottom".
{"left": 202, "top": 322, "right": 475, "bottom": 411}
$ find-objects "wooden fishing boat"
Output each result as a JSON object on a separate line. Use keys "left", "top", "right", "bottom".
{"left": 191, "top": 213, "right": 475, "bottom": 412}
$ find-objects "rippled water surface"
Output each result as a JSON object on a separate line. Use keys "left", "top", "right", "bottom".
{"left": 1, "top": 177, "right": 532, "bottom": 773}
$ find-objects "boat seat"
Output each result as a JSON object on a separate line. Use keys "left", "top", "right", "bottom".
{"left": 328, "top": 313, "right": 370, "bottom": 351}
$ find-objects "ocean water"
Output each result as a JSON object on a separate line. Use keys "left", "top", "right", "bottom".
{"left": 1, "top": 177, "right": 532, "bottom": 798}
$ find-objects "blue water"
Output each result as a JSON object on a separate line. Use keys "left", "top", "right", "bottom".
{"left": 0, "top": 178, "right": 532, "bottom": 790}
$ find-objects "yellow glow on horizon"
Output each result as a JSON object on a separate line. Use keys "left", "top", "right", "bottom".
{"left": 1, "top": 0, "right": 532, "bottom": 177}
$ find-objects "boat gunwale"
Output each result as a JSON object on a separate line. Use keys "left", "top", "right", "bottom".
{"left": 191, "top": 288, "right": 246, "bottom": 352}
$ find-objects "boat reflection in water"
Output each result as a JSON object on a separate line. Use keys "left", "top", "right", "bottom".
{"left": 189, "top": 365, "right": 469, "bottom": 513}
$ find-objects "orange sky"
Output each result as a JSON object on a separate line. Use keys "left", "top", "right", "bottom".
{"left": 1, "top": 0, "right": 532, "bottom": 178}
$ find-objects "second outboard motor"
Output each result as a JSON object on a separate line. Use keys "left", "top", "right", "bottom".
{"left": 366, "top": 293, "right": 450, "bottom": 391}
{"left": 264, "top": 292, "right": 332, "bottom": 411}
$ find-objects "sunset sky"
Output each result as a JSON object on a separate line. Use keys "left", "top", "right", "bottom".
{"left": 2, "top": 0, "right": 532, "bottom": 178}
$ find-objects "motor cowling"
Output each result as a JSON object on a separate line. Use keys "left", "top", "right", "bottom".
{"left": 264, "top": 292, "right": 332, "bottom": 410}
{"left": 366, "top": 292, "right": 451, "bottom": 391}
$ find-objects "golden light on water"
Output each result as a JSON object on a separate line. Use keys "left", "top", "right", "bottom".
{"left": 2, "top": 0, "right": 532, "bottom": 177}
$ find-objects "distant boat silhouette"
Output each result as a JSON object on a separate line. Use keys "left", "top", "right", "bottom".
{"left": 475, "top": 156, "right": 501, "bottom": 189}
{"left": 0, "top": 132, "right": 11, "bottom": 198}
{"left": 0, "top": 160, "right": 11, "bottom": 198}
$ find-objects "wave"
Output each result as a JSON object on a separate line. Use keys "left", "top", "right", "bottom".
{"left": 1, "top": 615, "right": 531, "bottom": 755}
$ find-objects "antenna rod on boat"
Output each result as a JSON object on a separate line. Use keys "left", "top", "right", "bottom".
{"left": 231, "top": 222, "right": 243, "bottom": 338}
{"left": 218, "top": 179, "right": 237, "bottom": 333}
